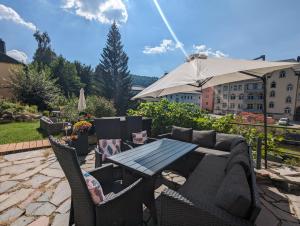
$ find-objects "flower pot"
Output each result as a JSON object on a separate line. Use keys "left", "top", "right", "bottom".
{"left": 72, "top": 133, "right": 89, "bottom": 156}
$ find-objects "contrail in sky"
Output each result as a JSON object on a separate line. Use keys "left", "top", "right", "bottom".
{"left": 152, "top": 0, "right": 189, "bottom": 58}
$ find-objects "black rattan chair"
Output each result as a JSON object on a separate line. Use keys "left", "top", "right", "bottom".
{"left": 125, "top": 116, "right": 156, "bottom": 147}
{"left": 94, "top": 118, "right": 132, "bottom": 167}
{"left": 49, "top": 136, "right": 143, "bottom": 226}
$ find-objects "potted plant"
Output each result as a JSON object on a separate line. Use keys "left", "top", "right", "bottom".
{"left": 68, "top": 120, "right": 92, "bottom": 156}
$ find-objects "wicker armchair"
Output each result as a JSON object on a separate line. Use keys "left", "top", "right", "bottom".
{"left": 49, "top": 136, "right": 144, "bottom": 226}
{"left": 125, "top": 116, "right": 156, "bottom": 147}
{"left": 94, "top": 118, "right": 132, "bottom": 167}
{"left": 40, "top": 116, "right": 65, "bottom": 135}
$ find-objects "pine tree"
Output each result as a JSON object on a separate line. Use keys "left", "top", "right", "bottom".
{"left": 95, "top": 22, "right": 132, "bottom": 115}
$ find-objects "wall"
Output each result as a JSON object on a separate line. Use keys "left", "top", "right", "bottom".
{"left": 0, "top": 63, "right": 19, "bottom": 99}
{"left": 201, "top": 87, "right": 214, "bottom": 112}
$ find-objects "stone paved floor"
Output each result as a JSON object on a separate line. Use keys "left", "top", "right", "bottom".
{"left": 0, "top": 149, "right": 299, "bottom": 226}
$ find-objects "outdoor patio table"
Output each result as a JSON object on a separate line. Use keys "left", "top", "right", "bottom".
{"left": 107, "top": 138, "right": 197, "bottom": 224}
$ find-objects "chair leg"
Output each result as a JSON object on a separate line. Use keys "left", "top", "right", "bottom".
{"left": 69, "top": 200, "right": 74, "bottom": 226}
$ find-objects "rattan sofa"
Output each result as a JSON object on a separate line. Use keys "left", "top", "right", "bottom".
{"left": 49, "top": 136, "right": 144, "bottom": 226}
{"left": 40, "top": 116, "right": 64, "bottom": 135}
{"left": 159, "top": 127, "right": 261, "bottom": 226}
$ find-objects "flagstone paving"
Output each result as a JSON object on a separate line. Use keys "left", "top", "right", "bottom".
{"left": 0, "top": 148, "right": 299, "bottom": 225}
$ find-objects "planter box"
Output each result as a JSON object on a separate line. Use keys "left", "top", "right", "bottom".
{"left": 71, "top": 133, "right": 89, "bottom": 156}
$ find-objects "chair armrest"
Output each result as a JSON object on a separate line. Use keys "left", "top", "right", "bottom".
{"left": 88, "top": 164, "right": 114, "bottom": 185}
{"left": 94, "top": 148, "right": 103, "bottom": 168}
{"left": 157, "top": 133, "right": 172, "bottom": 139}
{"left": 95, "top": 178, "right": 144, "bottom": 225}
{"left": 121, "top": 141, "right": 133, "bottom": 151}
{"left": 147, "top": 137, "right": 157, "bottom": 142}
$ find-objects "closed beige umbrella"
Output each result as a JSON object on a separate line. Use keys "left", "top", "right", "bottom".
{"left": 78, "top": 88, "right": 86, "bottom": 112}
{"left": 133, "top": 56, "right": 300, "bottom": 168}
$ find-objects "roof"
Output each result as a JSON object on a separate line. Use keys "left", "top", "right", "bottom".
{"left": 0, "top": 52, "right": 22, "bottom": 64}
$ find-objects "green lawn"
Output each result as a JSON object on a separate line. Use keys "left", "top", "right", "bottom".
{"left": 0, "top": 121, "right": 47, "bottom": 145}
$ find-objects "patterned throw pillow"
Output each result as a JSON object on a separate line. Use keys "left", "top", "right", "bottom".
{"left": 132, "top": 130, "right": 148, "bottom": 144}
{"left": 82, "top": 170, "right": 105, "bottom": 204}
{"left": 99, "top": 139, "right": 121, "bottom": 161}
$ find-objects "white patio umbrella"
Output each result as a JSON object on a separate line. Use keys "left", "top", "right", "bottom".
{"left": 133, "top": 56, "right": 300, "bottom": 168}
{"left": 78, "top": 88, "right": 86, "bottom": 112}
{"left": 133, "top": 57, "right": 299, "bottom": 99}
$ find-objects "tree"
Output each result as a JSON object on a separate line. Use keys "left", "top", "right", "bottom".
{"left": 74, "top": 61, "right": 96, "bottom": 95}
{"left": 51, "top": 56, "right": 83, "bottom": 96}
{"left": 95, "top": 22, "right": 132, "bottom": 115}
{"left": 33, "top": 31, "right": 56, "bottom": 69}
{"left": 10, "top": 64, "right": 61, "bottom": 110}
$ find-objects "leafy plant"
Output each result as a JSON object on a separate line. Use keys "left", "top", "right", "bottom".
{"left": 85, "top": 96, "right": 116, "bottom": 118}
{"left": 10, "top": 64, "right": 61, "bottom": 110}
{"left": 128, "top": 99, "right": 205, "bottom": 135}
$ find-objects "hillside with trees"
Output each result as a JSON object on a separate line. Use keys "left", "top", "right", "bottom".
{"left": 131, "top": 74, "right": 158, "bottom": 87}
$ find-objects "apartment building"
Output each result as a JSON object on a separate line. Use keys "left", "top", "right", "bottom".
{"left": 214, "top": 67, "right": 300, "bottom": 121}
{"left": 214, "top": 79, "right": 264, "bottom": 115}
{"left": 201, "top": 87, "right": 214, "bottom": 112}
{"left": 164, "top": 92, "right": 201, "bottom": 106}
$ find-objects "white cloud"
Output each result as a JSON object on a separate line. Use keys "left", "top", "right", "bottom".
{"left": 143, "top": 39, "right": 182, "bottom": 55}
{"left": 62, "top": 0, "right": 128, "bottom": 25}
{"left": 7, "top": 50, "right": 28, "bottom": 64}
{"left": 193, "top": 44, "right": 228, "bottom": 58}
{"left": 0, "top": 4, "right": 37, "bottom": 31}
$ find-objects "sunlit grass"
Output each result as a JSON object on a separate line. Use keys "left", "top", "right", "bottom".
{"left": 0, "top": 121, "right": 47, "bottom": 145}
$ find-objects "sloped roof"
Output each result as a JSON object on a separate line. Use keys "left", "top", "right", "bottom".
{"left": 0, "top": 52, "right": 22, "bottom": 64}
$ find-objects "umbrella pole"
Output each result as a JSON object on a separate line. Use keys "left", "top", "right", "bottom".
{"left": 262, "top": 75, "right": 268, "bottom": 169}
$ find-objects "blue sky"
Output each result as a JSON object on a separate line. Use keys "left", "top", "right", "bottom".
{"left": 0, "top": 0, "right": 299, "bottom": 77}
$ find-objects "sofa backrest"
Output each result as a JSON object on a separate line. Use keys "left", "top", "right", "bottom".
{"left": 214, "top": 133, "right": 245, "bottom": 152}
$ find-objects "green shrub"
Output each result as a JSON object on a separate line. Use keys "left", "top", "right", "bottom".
{"left": 128, "top": 99, "right": 205, "bottom": 135}
{"left": 60, "top": 97, "right": 78, "bottom": 122}
{"left": 42, "top": 110, "right": 50, "bottom": 117}
{"left": 61, "top": 95, "right": 116, "bottom": 122}
{"left": 0, "top": 100, "right": 38, "bottom": 115}
{"left": 86, "top": 96, "right": 116, "bottom": 118}
{"left": 11, "top": 64, "right": 61, "bottom": 110}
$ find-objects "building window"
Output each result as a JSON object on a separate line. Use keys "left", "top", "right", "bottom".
{"left": 217, "top": 98, "right": 220, "bottom": 104}
{"left": 247, "top": 94, "right": 254, "bottom": 100}
{"left": 233, "top": 85, "right": 237, "bottom": 91}
{"left": 279, "top": 70, "right": 286, "bottom": 78}
{"left": 170, "top": 95, "right": 173, "bottom": 99}
{"left": 230, "top": 103, "right": 235, "bottom": 109}
{"left": 271, "top": 81, "right": 276, "bottom": 88}
{"left": 287, "top": 84, "right": 293, "bottom": 91}
{"left": 258, "top": 93, "right": 263, "bottom": 100}
{"left": 223, "top": 94, "right": 228, "bottom": 99}
{"left": 238, "top": 104, "right": 242, "bottom": 109}
{"left": 223, "top": 85, "right": 228, "bottom": 91}
{"left": 222, "top": 103, "right": 227, "bottom": 108}
{"left": 269, "top": 102, "right": 274, "bottom": 108}
{"left": 247, "top": 104, "right": 253, "bottom": 109}
{"left": 238, "top": 85, "right": 243, "bottom": 91}
{"left": 253, "top": 83, "right": 258, "bottom": 90}
{"left": 230, "top": 94, "right": 236, "bottom": 100}
{"left": 270, "top": 90, "right": 275, "bottom": 97}
{"left": 239, "top": 94, "right": 244, "bottom": 100}
{"left": 286, "top": 96, "right": 292, "bottom": 103}
{"left": 284, "top": 107, "right": 291, "bottom": 114}
{"left": 257, "top": 104, "right": 263, "bottom": 110}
